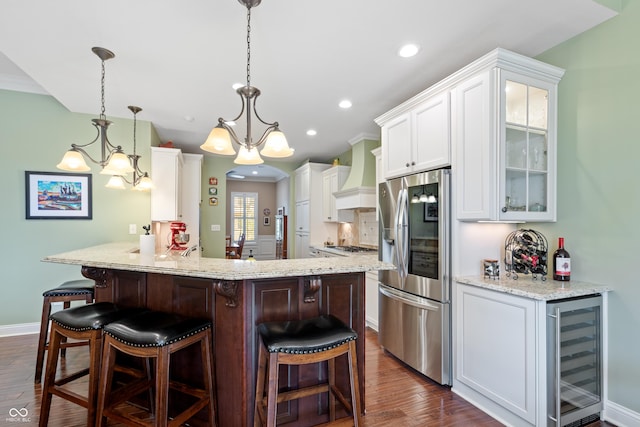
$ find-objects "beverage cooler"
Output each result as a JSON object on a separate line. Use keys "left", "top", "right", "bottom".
{"left": 547, "top": 295, "right": 603, "bottom": 427}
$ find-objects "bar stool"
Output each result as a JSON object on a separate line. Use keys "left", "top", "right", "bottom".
{"left": 254, "top": 315, "right": 362, "bottom": 427}
{"left": 35, "top": 279, "right": 95, "bottom": 383}
{"left": 39, "top": 302, "right": 147, "bottom": 427}
{"left": 96, "top": 310, "right": 217, "bottom": 427}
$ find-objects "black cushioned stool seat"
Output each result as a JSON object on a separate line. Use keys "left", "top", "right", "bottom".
{"left": 35, "top": 279, "right": 96, "bottom": 384}
{"left": 96, "top": 311, "right": 217, "bottom": 427}
{"left": 254, "top": 315, "right": 362, "bottom": 427}
{"left": 39, "top": 302, "right": 148, "bottom": 427}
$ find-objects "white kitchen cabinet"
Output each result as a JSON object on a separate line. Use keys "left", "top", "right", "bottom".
{"left": 454, "top": 282, "right": 539, "bottom": 425}
{"left": 294, "top": 232, "right": 310, "bottom": 259}
{"left": 181, "top": 153, "right": 203, "bottom": 244}
{"left": 453, "top": 50, "right": 563, "bottom": 222}
{"left": 322, "top": 165, "right": 351, "bottom": 222}
{"left": 378, "top": 91, "right": 451, "bottom": 179}
{"left": 293, "top": 162, "right": 331, "bottom": 258}
{"left": 295, "top": 200, "right": 309, "bottom": 232}
{"left": 150, "top": 147, "right": 183, "bottom": 221}
{"left": 365, "top": 270, "right": 379, "bottom": 331}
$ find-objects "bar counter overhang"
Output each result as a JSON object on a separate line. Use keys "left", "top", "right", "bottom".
{"left": 44, "top": 243, "right": 393, "bottom": 427}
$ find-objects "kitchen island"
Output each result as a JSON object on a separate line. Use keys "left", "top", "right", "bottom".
{"left": 44, "top": 243, "right": 392, "bottom": 427}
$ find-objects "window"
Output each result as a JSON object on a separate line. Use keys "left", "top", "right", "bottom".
{"left": 231, "top": 192, "right": 258, "bottom": 242}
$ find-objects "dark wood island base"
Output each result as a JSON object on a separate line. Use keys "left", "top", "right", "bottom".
{"left": 82, "top": 267, "right": 366, "bottom": 427}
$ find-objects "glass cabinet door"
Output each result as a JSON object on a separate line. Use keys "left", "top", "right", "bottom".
{"left": 501, "top": 73, "right": 555, "bottom": 220}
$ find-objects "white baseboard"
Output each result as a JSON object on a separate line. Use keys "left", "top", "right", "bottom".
{"left": 0, "top": 322, "right": 39, "bottom": 337}
{"left": 603, "top": 399, "right": 640, "bottom": 427}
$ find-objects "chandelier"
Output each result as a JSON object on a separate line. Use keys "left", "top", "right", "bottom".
{"left": 105, "top": 106, "right": 154, "bottom": 191}
{"left": 200, "top": 0, "right": 294, "bottom": 165}
{"left": 56, "top": 47, "right": 137, "bottom": 179}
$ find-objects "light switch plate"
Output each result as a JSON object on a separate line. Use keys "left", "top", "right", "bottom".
{"left": 211, "top": 224, "right": 221, "bottom": 232}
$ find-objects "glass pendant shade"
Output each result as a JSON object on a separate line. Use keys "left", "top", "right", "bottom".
{"left": 100, "top": 151, "right": 135, "bottom": 175}
{"left": 133, "top": 174, "right": 154, "bottom": 191}
{"left": 260, "top": 130, "right": 294, "bottom": 158}
{"left": 419, "top": 193, "right": 429, "bottom": 203}
{"left": 57, "top": 149, "right": 91, "bottom": 172}
{"left": 411, "top": 194, "right": 420, "bottom": 204}
{"left": 234, "top": 146, "right": 264, "bottom": 165}
{"left": 201, "top": 125, "right": 236, "bottom": 155}
{"left": 105, "top": 175, "right": 126, "bottom": 189}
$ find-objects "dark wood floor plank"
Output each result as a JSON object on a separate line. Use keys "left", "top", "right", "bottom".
{"left": 0, "top": 328, "right": 612, "bottom": 426}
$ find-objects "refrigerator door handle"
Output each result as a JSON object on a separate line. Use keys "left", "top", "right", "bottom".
{"left": 379, "top": 285, "right": 441, "bottom": 311}
{"left": 394, "top": 188, "right": 407, "bottom": 278}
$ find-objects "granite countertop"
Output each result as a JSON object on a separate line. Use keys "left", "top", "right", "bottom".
{"left": 455, "top": 275, "right": 612, "bottom": 301}
{"left": 43, "top": 243, "right": 393, "bottom": 281}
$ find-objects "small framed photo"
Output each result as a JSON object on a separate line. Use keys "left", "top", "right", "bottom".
{"left": 25, "top": 171, "right": 92, "bottom": 219}
{"left": 263, "top": 217, "right": 270, "bottom": 226}
{"left": 209, "top": 177, "right": 218, "bottom": 185}
{"left": 209, "top": 187, "right": 218, "bottom": 196}
{"left": 277, "top": 206, "right": 285, "bottom": 215}
{"left": 209, "top": 197, "right": 218, "bottom": 206}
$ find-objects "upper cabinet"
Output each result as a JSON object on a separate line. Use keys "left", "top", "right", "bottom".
{"left": 378, "top": 91, "right": 451, "bottom": 179}
{"left": 454, "top": 52, "right": 563, "bottom": 222}
{"left": 151, "top": 147, "right": 184, "bottom": 221}
{"left": 376, "top": 48, "right": 564, "bottom": 223}
{"left": 322, "top": 166, "right": 351, "bottom": 222}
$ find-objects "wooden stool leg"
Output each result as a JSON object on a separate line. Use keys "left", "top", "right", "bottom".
{"left": 254, "top": 343, "right": 268, "bottom": 427}
{"left": 85, "top": 331, "right": 102, "bottom": 427}
{"left": 96, "top": 336, "right": 117, "bottom": 427}
{"left": 35, "top": 296, "right": 53, "bottom": 384}
{"left": 155, "top": 347, "right": 170, "bottom": 427}
{"left": 59, "top": 301, "right": 71, "bottom": 358}
{"left": 265, "top": 352, "right": 280, "bottom": 427}
{"left": 201, "top": 330, "right": 217, "bottom": 427}
{"left": 347, "top": 340, "right": 362, "bottom": 426}
{"left": 328, "top": 357, "right": 336, "bottom": 422}
{"left": 39, "top": 325, "right": 63, "bottom": 427}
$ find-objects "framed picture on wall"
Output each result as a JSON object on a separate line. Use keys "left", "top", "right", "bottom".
{"left": 25, "top": 171, "right": 92, "bottom": 219}
{"left": 209, "top": 187, "right": 217, "bottom": 196}
{"left": 209, "top": 197, "right": 218, "bottom": 206}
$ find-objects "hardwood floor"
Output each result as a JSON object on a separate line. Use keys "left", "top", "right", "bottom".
{"left": 0, "top": 328, "right": 613, "bottom": 426}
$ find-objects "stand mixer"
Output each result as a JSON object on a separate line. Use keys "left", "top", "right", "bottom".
{"left": 167, "top": 221, "right": 189, "bottom": 251}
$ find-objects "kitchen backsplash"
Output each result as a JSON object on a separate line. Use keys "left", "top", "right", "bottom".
{"left": 337, "top": 208, "right": 378, "bottom": 247}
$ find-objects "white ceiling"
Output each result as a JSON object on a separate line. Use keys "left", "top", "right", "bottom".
{"left": 0, "top": 0, "right": 617, "bottom": 166}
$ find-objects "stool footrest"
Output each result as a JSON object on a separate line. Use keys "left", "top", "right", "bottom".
{"left": 53, "top": 367, "right": 90, "bottom": 387}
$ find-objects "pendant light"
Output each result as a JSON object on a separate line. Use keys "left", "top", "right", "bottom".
{"left": 200, "top": 0, "right": 294, "bottom": 164}
{"left": 56, "top": 47, "right": 136, "bottom": 176}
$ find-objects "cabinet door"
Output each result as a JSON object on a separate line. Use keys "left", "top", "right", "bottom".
{"left": 295, "top": 165, "right": 310, "bottom": 202}
{"left": 295, "top": 200, "right": 309, "bottom": 232}
{"left": 382, "top": 113, "right": 412, "bottom": 179}
{"left": 365, "top": 271, "right": 379, "bottom": 331}
{"left": 151, "top": 147, "right": 183, "bottom": 221}
{"left": 454, "top": 282, "right": 537, "bottom": 424}
{"left": 499, "top": 71, "right": 557, "bottom": 222}
{"left": 295, "top": 232, "right": 310, "bottom": 258}
{"left": 454, "top": 71, "right": 497, "bottom": 221}
{"left": 322, "top": 172, "right": 336, "bottom": 222}
{"left": 413, "top": 92, "right": 451, "bottom": 171}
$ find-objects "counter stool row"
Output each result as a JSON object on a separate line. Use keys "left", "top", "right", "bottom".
{"left": 38, "top": 295, "right": 217, "bottom": 426}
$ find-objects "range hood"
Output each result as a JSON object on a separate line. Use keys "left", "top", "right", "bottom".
{"left": 334, "top": 135, "right": 379, "bottom": 211}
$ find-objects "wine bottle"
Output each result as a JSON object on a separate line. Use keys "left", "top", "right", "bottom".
{"left": 553, "top": 237, "right": 571, "bottom": 281}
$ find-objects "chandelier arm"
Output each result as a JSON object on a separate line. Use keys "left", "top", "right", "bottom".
{"left": 70, "top": 126, "right": 102, "bottom": 149}
{"left": 220, "top": 121, "right": 245, "bottom": 147}
{"left": 252, "top": 96, "right": 278, "bottom": 127}
{"left": 254, "top": 125, "right": 278, "bottom": 148}
{"left": 69, "top": 145, "right": 102, "bottom": 166}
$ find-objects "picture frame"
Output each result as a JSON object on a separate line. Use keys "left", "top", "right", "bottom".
{"left": 263, "top": 216, "right": 270, "bottom": 226}
{"left": 208, "top": 187, "right": 218, "bottom": 196}
{"left": 25, "top": 171, "right": 92, "bottom": 219}
{"left": 209, "top": 177, "right": 218, "bottom": 185}
{"left": 424, "top": 201, "right": 438, "bottom": 222}
{"left": 209, "top": 197, "right": 218, "bottom": 206}
{"left": 277, "top": 206, "right": 285, "bottom": 216}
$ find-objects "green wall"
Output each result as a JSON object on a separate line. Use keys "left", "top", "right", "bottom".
{"left": 534, "top": 0, "right": 640, "bottom": 412}
{"left": 0, "top": 89, "right": 155, "bottom": 326}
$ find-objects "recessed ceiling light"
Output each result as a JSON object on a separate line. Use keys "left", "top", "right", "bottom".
{"left": 306, "top": 129, "right": 317, "bottom": 136}
{"left": 339, "top": 100, "right": 352, "bottom": 109}
{"left": 252, "top": 170, "right": 258, "bottom": 175}
{"left": 183, "top": 115, "right": 195, "bottom": 122}
{"left": 398, "top": 44, "right": 420, "bottom": 58}
{"left": 228, "top": 173, "right": 245, "bottom": 179}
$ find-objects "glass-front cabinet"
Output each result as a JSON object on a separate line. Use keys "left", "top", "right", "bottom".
{"left": 500, "top": 71, "right": 557, "bottom": 221}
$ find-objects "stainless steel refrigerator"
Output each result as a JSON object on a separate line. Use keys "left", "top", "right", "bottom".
{"left": 378, "top": 168, "right": 451, "bottom": 385}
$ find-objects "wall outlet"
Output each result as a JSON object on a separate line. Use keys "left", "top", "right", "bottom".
{"left": 129, "top": 224, "right": 137, "bottom": 234}
{"left": 210, "top": 224, "right": 221, "bottom": 232}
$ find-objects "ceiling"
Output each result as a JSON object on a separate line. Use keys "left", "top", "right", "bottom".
{"left": 0, "top": 0, "right": 617, "bottom": 167}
